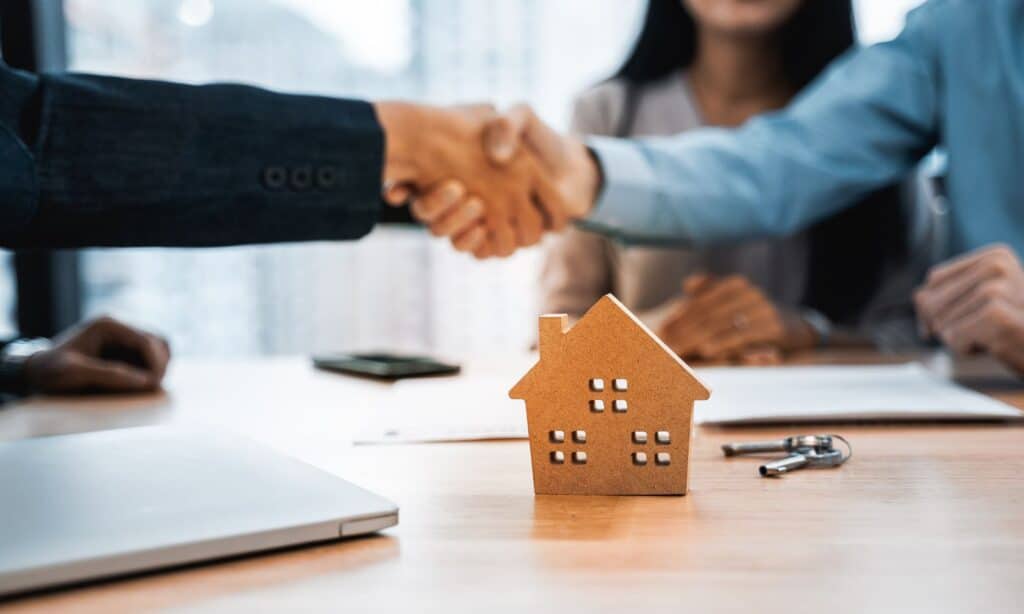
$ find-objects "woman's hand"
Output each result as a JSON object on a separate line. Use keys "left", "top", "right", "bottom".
{"left": 23, "top": 317, "right": 171, "bottom": 394}
{"left": 914, "top": 244, "right": 1024, "bottom": 374}
{"left": 656, "top": 274, "right": 817, "bottom": 363}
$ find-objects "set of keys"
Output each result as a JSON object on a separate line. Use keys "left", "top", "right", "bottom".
{"left": 721, "top": 434, "right": 852, "bottom": 477}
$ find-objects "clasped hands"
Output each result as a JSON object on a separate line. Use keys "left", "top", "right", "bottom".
{"left": 375, "top": 102, "right": 598, "bottom": 258}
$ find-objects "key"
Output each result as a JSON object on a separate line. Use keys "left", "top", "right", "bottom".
{"left": 759, "top": 453, "right": 809, "bottom": 476}
{"left": 759, "top": 449, "right": 844, "bottom": 477}
{"left": 721, "top": 434, "right": 832, "bottom": 457}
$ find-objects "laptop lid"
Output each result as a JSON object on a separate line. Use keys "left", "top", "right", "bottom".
{"left": 0, "top": 426, "right": 398, "bottom": 596}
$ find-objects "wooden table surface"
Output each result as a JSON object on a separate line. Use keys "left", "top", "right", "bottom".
{"left": 1, "top": 352, "right": 1023, "bottom": 613}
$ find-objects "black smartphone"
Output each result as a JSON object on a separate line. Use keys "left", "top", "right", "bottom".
{"left": 312, "top": 352, "right": 461, "bottom": 380}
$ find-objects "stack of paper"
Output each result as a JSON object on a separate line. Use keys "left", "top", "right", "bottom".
{"left": 354, "top": 363, "right": 1021, "bottom": 444}
{"left": 694, "top": 363, "right": 1021, "bottom": 425}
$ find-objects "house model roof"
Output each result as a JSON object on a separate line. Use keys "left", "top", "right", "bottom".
{"left": 509, "top": 294, "right": 710, "bottom": 401}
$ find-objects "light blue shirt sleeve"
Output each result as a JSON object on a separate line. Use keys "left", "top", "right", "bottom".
{"left": 583, "top": 2, "right": 942, "bottom": 247}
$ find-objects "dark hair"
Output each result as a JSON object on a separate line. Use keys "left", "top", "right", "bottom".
{"left": 612, "top": 0, "right": 907, "bottom": 325}
{"left": 616, "top": 0, "right": 857, "bottom": 91}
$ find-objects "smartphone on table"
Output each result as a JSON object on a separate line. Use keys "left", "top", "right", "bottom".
{"left": 312, "top": 352, "right": 460, "bottom": 380}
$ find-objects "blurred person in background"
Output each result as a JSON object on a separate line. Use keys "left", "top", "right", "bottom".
{"left": 539, "top": 0, "right": 925, "bottom": 364}
{"left": 471, "top": 0, "right": 1024, "bottom": 374}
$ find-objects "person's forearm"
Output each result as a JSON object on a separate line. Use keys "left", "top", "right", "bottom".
{"left": 0, "top": 355, "right": 29, "bottom": 397}
{"left": 580, "top": 115, "right": 914, "bottom": 247}
{"left": 375, "top": 101, "right": 428, "bottom": 185}
{"left": 0, "top": 64, "right": 385, "bottom": 248}
{"left": 578, "top": 14, "right": 940, "bottom": 247}
{"left": 0, "top": 338, "right": 52, "bottom": 397}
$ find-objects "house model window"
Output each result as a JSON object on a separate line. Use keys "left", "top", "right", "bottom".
{"left": 509, "top": 294, "right": 711, "bottom": 496}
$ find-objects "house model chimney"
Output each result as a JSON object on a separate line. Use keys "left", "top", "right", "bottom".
{"left": 538, "top": 314, "right": 568, "bottom": 359}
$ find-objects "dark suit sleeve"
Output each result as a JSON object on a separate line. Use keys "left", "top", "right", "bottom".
{"left": 0, "top": 62, "right": 385, "bottom": 248}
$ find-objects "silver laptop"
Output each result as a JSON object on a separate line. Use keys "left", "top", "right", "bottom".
{"left": 0, "top": 426, "right": 398, "bottom": 596}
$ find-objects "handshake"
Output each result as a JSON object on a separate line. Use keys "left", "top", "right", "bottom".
{"left": 376, "top": 102, "right": 602, "bottom": 258}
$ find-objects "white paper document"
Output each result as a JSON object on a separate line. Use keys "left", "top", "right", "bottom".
{"left": 354, "top": 363, "right": 1021, "bottom": 444}
{"left": 694, "top": 363, "right": 1022, "bottom": 424}
{"left": 354, "top": 376, "right": 528, "bottom": 444}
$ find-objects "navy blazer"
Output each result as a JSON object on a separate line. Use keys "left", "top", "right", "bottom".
{"left": 0, "top": 61, "right": 385, "bottom": 248}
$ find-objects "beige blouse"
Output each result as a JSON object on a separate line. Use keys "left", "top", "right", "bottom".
{"left": 540, "top": 72, "right": 810, "bottom": 328}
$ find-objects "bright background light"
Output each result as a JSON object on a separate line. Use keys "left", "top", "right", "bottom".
{"left": 268, "top": 0, "right": 412, "bottom": 73}
{"left": 854, "top": 0, "right": 927, "bottom": 43}
{"left": 176, "top": 0, "right": 214, "bottom": 27}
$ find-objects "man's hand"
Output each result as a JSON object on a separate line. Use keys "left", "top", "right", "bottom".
{"left": 23, "top": 316, "right": 171, "bottom": 393}
{"left": 914, "top": 244, "right": 1024, "bottom": 373}
{"left": 656, "top": 274, "right": 816, "bottom": 363}
{"left": 384, "top": 179, "right": 489, "bottom": 254}
{"left": 376, "top": 102, "right": 569, "bottom": 258}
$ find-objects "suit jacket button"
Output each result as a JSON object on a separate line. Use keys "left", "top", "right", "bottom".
{"left": 290, "top": 166, "right": 312, "bottom": 190}
{"left": 316, "top": 166, "right": 337, "bottom": 190}
{"left": 262, "top": 166, "right": 287, "bottom": 189}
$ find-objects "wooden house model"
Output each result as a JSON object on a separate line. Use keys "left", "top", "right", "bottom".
{"left": 509, "top": 294, "right": 710, "bottom": 495}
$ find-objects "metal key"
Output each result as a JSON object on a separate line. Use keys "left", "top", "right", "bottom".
{"left": 759, "top": 448, "right": 844, "bottom": 477}
{"left": 721, "top": 434, "right": 833, "bottom": 457}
